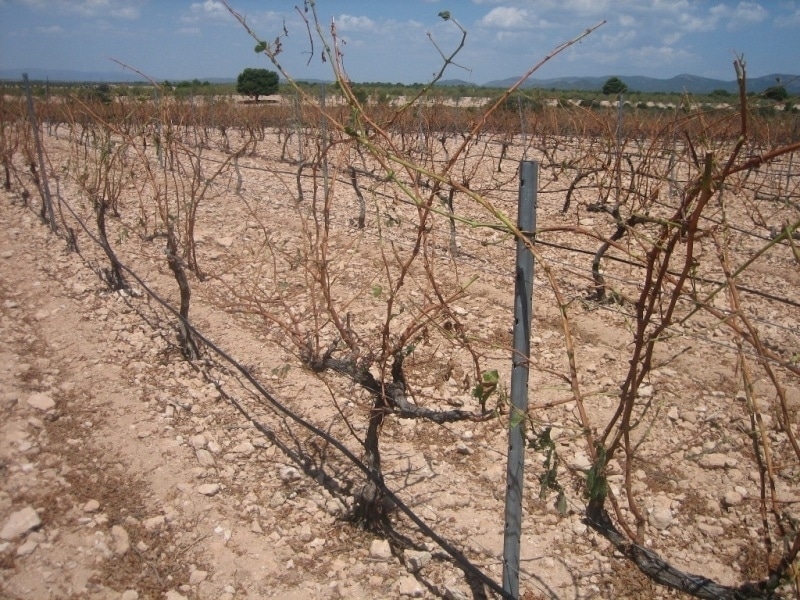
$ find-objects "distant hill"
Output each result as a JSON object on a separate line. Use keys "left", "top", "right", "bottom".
{"left": 483, "top": 73, "right": 800, "bottom": 95}
{"left": 0, "top": 68, "right": 147, "bottom": 83}
{"left": 437, "top": 79, "right": 477, "bottom": 87}
{"left": 3, "top": 68, "right": 797, "bottom": 95}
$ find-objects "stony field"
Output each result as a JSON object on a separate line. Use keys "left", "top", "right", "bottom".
{"left": 1, "top": 120, "right": 799, "bottom": 599}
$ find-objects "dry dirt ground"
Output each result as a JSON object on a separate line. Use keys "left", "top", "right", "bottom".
{"left": 1, "top": 127, "right": 799, "bottom": 600}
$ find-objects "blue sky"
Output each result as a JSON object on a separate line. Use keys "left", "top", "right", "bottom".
{"left": 1, "top": 0, "right": 798, "bottom": 84}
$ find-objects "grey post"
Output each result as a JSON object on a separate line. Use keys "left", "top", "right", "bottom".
{"left": 502, "top": 160, "right": 538, "bottom": 598}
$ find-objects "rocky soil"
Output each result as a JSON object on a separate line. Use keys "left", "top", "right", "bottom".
{"left": 1, "top": 126, "right": 798, "bottom": 600}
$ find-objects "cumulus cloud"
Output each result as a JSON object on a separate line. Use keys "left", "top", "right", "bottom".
{"left": 17, "top": 0, "right": 142, "bottom": 19}
{"left": 670, "top": 1, "right": 767, "bottom": 32}
{"left": 480, "top": 6, "right": 530, "bottom": 28}
{"left": 559, "top": 0, "right": 610, "bottom": 15}
{"left": 774, "top": 6, "right": 800, "bottom": 28}
{"left": 181, "top": 0, "right": 239, "bottom": 25}
{"left": 474, "top": 0, "right": 607, "bottom": 13}
{"left": 35, "top": 24, "right": 63, "bottom": 33}
{"left": 335, "top": 14, "right": 376, "bottom": 31}
{"left": 726, "top": 1, "right": 768, "bottom": 27}
{"left": 186, "top": 0, "right": 228, "bottom": 21}
{"left": 678, "top": 10, "right": 718, "bottom": 32}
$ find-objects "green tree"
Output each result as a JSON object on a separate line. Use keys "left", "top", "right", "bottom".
{"left": 602, "top": 76, "right": 627, "bottom": 96}
{"left": 764, "top": 85, "right": 788, "bottom": 102}
{"left": 236, "top": 68, "right": 279, "bottom": 101}
{"left": 84, "top": 83, "right": 112, "bottom": 104}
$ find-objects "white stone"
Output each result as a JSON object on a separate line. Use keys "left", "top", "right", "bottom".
{"left": 723, "top": 490, "right": 744, "bottom": 507}
{"left": 398, "top": 575, "right": 424, "bottom": 597}
{"left": 120, "top": 591, "right": 139, "bottom": 600}
{"left": 143, "top": 515, "right": 165, "bottom": 531}
{"left": 698, "top": 522, "right": 724, "bottom": 537}
{"left": 570, "top": 452, "right": 592, "bottom": 471}
{"left": 27, "top": 392, "right": 55, "bottom": 411}
{"left": 165, "top": 591, "right": 188, "bottom": 600}
{"left": 197, "top": 483, "right": 220, "bottom": 496}
{"left": 325, "top": 498, "right": 346, "bottom": 517}
{"left": 1, "top": 506, "right": 41, "bottom": 540}
{"left": 699, "top": 453, "right": 733, "bottom": 469}
{"left": 405, "top": 550, "right": 431, "bottom": 573}
{"left": 111, "top": 525, "right": 130, "bottom": 555}
{"left": 231, "top": 441, "right": 255, "bottom": 455}
{"left": 444, "top": 584, "right": 469, "bottom": 600}
{"left": 369, "top": 539, "right": 392, "bottom": 560}
{"left": 455, "top": 443, "right": 472, "bottom": 455}
{"left": 83, "top": 499, "right": 100, "bottom": 513}
{"left": 648, "top": 505, "right": 673, "bottom": 530}
{"left": 189, "top": 570, "right": 208, "bottom": 584}
{"left": 16, "top": 539, "right": 38, "bottom": 556}
{"left": 195, "top": 449, "right": 215, "bottom": 467}
{"left": 189, "top": 434, "right": 207, "bottom": 449}
{"left": 269, "top": 491, "right": 286, "bottom": 508}
{"left": 308, "top": 537, "right": 326, "bottom": 549}
{"left": 280, "top": 466, "right": 301, "bottom": 481}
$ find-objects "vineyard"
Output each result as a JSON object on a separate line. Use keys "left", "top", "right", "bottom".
{"left": 2, "top": 8, "right": 800, "bottom": 600}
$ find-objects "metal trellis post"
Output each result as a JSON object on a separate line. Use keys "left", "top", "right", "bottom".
{"left": 502, "top": 160, "right": 538, "bottom": 598}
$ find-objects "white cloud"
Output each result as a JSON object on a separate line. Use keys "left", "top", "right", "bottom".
{"left": 335, "top": 14, "right": 376, "bottom": 31}
{"left": 18, "top": 0, "right": 142, "bottom": 19}
{"left": 774, "top": 6, "right": 800, "bottom": 27}
{"left": 630, "top": 45, "right": 694, "bottom": 67}
{"left": 727, "top": 2, "right": 768, "bottom": 26}
{"left": 678, "top": 10, "right": 718, "bottom": 32}
{"left": 559, "top": 0, "right": 610, "bottom": 15}
{"left": 480, "top": 6, "right": 530, "bottom": 28}
{"left": 35, "top": 24, "right": 63, "bottom": 33}
{"left": 474, "top": 0, "right": 607, "bottom": 15}
{"left": 187, "top": 0, "right": 227, "bottom": 20}
{"left": 181, "top": 0, "right": 235, "bottom": 25}
{"left": 600, "top": 29, "right": 637, "bottom": 47}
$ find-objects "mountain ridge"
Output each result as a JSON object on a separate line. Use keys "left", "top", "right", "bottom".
{"left": 479, "top": 73, "right": 799, "bottom": 94}
{"left": 2, "top": 68, "right": 798, "bottom": 95}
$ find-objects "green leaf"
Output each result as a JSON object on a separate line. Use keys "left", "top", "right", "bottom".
{"left": 371, "top": 283, "right": 383, "bottom": 298}
{"left": 254, "top": 41, "right": 267, "bottom": 53}
{"left": 471, "top": 369, "right": 498, "bottom": 402}
{"left": 482, "top": 369, "right": 499, "bottom": 384}
{"left": 527, "top": 426, "right": 553, "bottom": 451}
{"left": 509, "top": 408, "right": 524, "bottom": 429}
{"left": 472, "top": 369, "right": 500, "bottom": 411}
{"left": 438, "top": 10, "right": 451, "bottom": 21}
{"left": 586, "top": 446, "right": 608, "bottom": 502}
